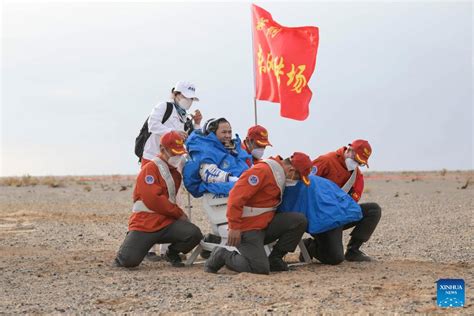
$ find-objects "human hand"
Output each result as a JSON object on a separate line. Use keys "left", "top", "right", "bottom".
{"left": 193, "top": 109, "right": 202, "bottom": 125}
{"left": 178, "top": 131, "right": 188, "bottom": 140}
{"left": 227, "top": 229, "right": 241, "bottom": 247}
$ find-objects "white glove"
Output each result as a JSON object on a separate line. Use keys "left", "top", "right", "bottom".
{"left": 199, "top": 163, "right": 230, "bottom": 183}
{"left": 229, "top": 176, "right": 239, "bottom": 182}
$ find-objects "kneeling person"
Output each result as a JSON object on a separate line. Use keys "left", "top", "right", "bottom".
{"left": 205, "top": 153, "right": 311, "bottom": 275}
{"left": 114, "top": 131, "right": 203, "bottom": 268}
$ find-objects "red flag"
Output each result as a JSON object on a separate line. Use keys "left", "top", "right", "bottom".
{"left": 252, "top": 4, "right": 319, "bottom": 121}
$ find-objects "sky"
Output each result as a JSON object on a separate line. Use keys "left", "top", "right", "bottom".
{"left": 1, "top": 0, "right": 472, "bottom": 176}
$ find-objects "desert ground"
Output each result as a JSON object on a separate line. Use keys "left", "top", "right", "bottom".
{"left": 0, "top": 171, "right": 472, "bottom": 314}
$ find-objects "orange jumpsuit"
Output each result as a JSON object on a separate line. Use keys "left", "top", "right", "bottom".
{"left": 312, "top": 147, "right": 364, "bottom": 202}
{"left": 227, "top": 157, "right": 282, "bottom": 231}
{"left": 129, "top": 159, "right": 185, "bottom": 232}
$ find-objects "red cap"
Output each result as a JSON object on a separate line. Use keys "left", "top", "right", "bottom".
{"left": 290, "top": 152, "right": 312, "bottom": 186}
{"left": 160, "top": 131, "right": 187, "bottom": 155}
{"left": 247, "top": 125, "right": 272, "bottom": 147}
{"left": 350, "top": 139, "right": 372, "bottom": 167}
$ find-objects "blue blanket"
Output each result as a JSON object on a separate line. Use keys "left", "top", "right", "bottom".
{"left": 278, "top": 175, "right": 362, "bottom": 234}
{"left": 183, "top": 131, "right": 251, "bottom": 198}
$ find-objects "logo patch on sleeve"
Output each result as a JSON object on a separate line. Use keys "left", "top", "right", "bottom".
{"left": 248, "top": 175, "right": 259, "bottom": 186}
{"left": 145, "top": 175, "right": 155, "bottom": 184}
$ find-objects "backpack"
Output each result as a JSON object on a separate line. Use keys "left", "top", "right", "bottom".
{"left": 134, "top": 102, "right": 173, "bottom": 162}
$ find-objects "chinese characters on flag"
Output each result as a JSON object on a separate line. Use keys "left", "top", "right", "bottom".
{"left": 252, "top": 4, "right": 319, "bottom": 120}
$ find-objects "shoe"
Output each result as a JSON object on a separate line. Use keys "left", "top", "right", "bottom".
{"left": 345, "top": 248, "right": 372, "bottom": 262}
{"left": 165, "top": 250, "right": 185, "bottom": 267}
{"left": 201, "top": 234, "right": 222, "bottom": 259}
{"left": 269, "top": 256, "right": 289, "bottom": 272}
{"left": 200, "top": 250, "right": 211, "bottom": 259}
{"left": 145, "top": 251, "right": 163, "bottom": 262}
{"left": 204, "top": 247, "right": 228, "bottom": 273}
{"left": 203, "top": 233, "right": 222, "bottom": 244}
{"left": 299, "top": 238, "right": 315, "bottom": 262}
{"left": 345, "top": 238, "right": 373, "bottom": 262}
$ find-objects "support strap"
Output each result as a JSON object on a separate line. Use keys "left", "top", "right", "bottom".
{"left": 242, "top": 206, "right": 276, "bottom": 218}
{"left": 341, "top": 170, "right": 357, "bottom": 193}
{"left": 132, "top": 200, "right": 154, "bottom": 213}
{"left": 262, "top": 159, "right": 286, "bottom": 205}
{"left": 152, "top": 157, "right": 176, "bottom": 204}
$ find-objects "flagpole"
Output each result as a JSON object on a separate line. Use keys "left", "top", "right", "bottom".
{"left": 254, "top": 98, "right": 258, "bottom": 125}
{"left": 250, "top": 4, "right": 258, "bottom": 126}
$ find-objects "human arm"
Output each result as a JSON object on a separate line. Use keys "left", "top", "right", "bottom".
{"left": 136, "top": 163, "right": 185, "bottom": 219}
{"left": 148, "top": 103, "right": 175, "bottom": 135}
{"left": 349, "top": 170, "right": 364, "bottom": 202}
{"left": 226, "top": 167, "right": 265, "bottom": 230}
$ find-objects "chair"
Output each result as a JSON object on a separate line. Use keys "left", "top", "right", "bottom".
{"left": 185, "top": 193, "right": 312, "bottom": 266}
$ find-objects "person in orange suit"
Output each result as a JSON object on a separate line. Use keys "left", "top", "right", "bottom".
{"left": 241, "top": 125, "right": 272, "bottom": 166}
{"left": 305, "top": 139, "right": 381, "bottom": 263}
{"left": 205, "top": 152, "right": 311, "bottom": 275}
{"left": 114, "top": 131, "right": 203, "bottom": 268}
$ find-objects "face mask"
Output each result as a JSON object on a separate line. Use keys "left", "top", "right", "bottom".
{"left": 345, "top": 158, "right": 359, "bottom": 171}
{"left": 168, "top": 155, "right": 184, "bottom": 169}
{"left": 178, "top": 98, "right": 192, "bottom": 111}
{"left": 251, "top": 147, "right": 265, "bottom": 159}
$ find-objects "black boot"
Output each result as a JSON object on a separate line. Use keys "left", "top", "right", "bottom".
{"left": 345, "top": 238, "right": 372, "bottom": 262}
{"left": 269, "top": 249, "right": 289, "bottom": 272}
{"left": 165, "top": 249, "right": 185, "bottom": 267}
{"left": 204, "top": 247, "right": 230, "bottom": 273}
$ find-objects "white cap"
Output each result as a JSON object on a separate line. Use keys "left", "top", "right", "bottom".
{"left": 174, "top": 81, "right": 199, "bottom": 101}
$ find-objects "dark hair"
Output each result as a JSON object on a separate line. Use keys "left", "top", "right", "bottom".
{"left": 171, "top": 87, "right": 181, "bottom": 97}
{"left": 204, "top": 118, "right": 230, "bottom": 135}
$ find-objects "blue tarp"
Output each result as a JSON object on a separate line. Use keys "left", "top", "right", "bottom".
{"left": 278, "top": 174, "right": 362, "bottom": 234}
{"left": 183, "top": 131, "right": 251, "bottom": 198}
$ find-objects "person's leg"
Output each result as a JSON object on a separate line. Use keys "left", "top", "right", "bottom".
{"left": 343, "top": 202, "right": 382, "bottom": 261}
{"left": 157, "top": 220, "right": 203, "bottom": 267}
{"left": 205, "top": 230, "right": 270, "bottom": 275}
{"left": 115, "top": 230, "right": 161, "bottom": 268}
{"left": 311, "top": 227, "right": 345, "bottom": 265}
{"left": 264, "top": 212, "right": 307, "bottom": 271}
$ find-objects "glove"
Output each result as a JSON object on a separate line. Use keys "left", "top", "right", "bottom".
{"left": 199, "top": 163, "right": 230, "bottom": 183}
{"left": 229, "top": 176, "right": 239, "bottom": 182}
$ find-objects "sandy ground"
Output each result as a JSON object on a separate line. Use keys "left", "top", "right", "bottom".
{"left": 0, "top": 171, "right": 473, "bottom": 314}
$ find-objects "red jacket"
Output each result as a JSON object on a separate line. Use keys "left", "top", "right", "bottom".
{"left": 128, "top": 158, "right": 185, "bottom": 232}
{"left": 227, "top": 157, "right": 282, "bottom": 232}
{"left": 312, "top": 147, "right": 364, "bottom": 202}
